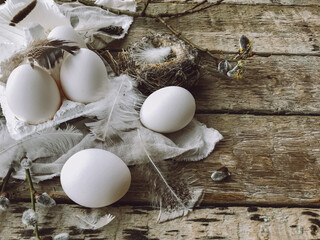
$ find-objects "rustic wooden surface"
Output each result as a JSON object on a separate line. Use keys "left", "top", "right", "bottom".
{"left": 1, "top": 0, "right": 320, "bottom": 239}
{"left": 3, "top": 204, "right": 320, "bottom": 239}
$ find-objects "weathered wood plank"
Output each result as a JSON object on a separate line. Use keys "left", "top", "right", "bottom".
{"left": 194, "top": 54, "right": 320, "bottom": 114}
{"left": 108, "top": 3, "right": 320, "bottom": 55}
{"left": 4, "top": 114, "right": 320, "bottom": 206}
{"left": 1, "top": 203, "right": 320, "bottom": 239}
{"left": 151, "top": 0, "right": 320, "bottom": 6}
{"left": 56, "top": 2, "right": 320, "bottom": 114}
{"left": 59, "top": 0, "right": 320, "bottom": 6}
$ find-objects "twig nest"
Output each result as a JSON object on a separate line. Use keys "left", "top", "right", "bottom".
{"left": 118, "top": 33, "right": 200, "bottom": 94}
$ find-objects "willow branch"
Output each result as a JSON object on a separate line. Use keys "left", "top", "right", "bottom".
{"left": 141, "top": 0, "right": 151, "bottom": 16}
{"left": 190, "top": 0, "right": 208, "bottom": 11}
{"left": 156, "top": 16, "right": 219, "bottom": 61}
{"left": 163, "top": 0, "right": 224, "bottom": 19}
{"left": 77, "top": 0, "right": 225, "bottom": 61}
{"left": 101, "top": 49, "right": 120, "bottom": 76}
{"left": 78, "top": 0, "right": 141, "bottom": 17}
{"left": 25, "top": 169, "right": 40, "bottom": 240}
{"left": 0, "top": 166, "right": 14, "bottom": 195}
{"left": 78, "top": 0, "right": 224, "bottom": 18}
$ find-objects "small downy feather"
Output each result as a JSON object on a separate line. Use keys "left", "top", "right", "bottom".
{"left": 0, "top": 51, "right": 25, "bottom": 83}
{"left": 86, "top": 75, "right": 144, "bottom": 143}
{"left": 0, "top": 121, "right": 20, "bottom": 177}
{"left": 133, "top": 46, "right": 172, "bottom": 65}
{"left": 0, "top": 125, "right": 83, "bottom": 180}
{"left": 27, "top": 39, "right": 80, "bottom": 69}
{"left": 0, "top": 23, "right": 25, "bottom": 43}
{"left": 76, "top": 212, "right": 115, "bottom": 230}
{"left": 137, "top": 129, "right": 203, "bottom": 222}
{"left": 0, "top": 39, "right": 79, "bottom": 83}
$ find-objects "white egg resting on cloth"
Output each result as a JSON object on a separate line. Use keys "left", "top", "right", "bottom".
{"left": 0, "top": 0, "right": 135, "bottom": 78}
{"left": 0, "top": 74, "right": 223, "bottom": 222}
{"left": 0, "top": 0, "right": 136, "bottom": 138}
{"left": 0, "top": 0, "right": 224, "bottom": 222}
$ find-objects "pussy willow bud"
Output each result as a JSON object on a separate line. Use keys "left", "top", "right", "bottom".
{"left": 218, "top": 60, "right": 232, "bottom": 75}
{"left": 22, "top": 209, "right": 37, "bottom": 227}
{"left": 227, "top": 61, "right": 245, "bottom": 79}
{"left": 53, "top": 233, "right": 70, "bottom": 240}
{"left": 20, "top": 157, "right": 33, "bottom": 170}
{"left": 0, "top": 196, "right": 10, "bottom": 211}
{"left": 239, "top": 35, "right": 252, "bottom": 59}
{"left": 211, "top": 167, "right": 230, "bottom": 182}
{"left": 36, "top": 192, "right": 56, "bottom": 208}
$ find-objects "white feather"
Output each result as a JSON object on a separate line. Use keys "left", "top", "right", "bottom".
{"left": 0, "top": 24, "right": 24, "bottom": 43}
{"left": 86, "top": 75, "right": 144, "bottom": 142}
{"left": 0, "top": 0, "right": 70, "bottom": 73}
{"left": 0, "top": 0, "right": 26, "bottom": 23}
{"left": 138, "top": 129, "right": 184, "bottom": 206}
{"left": 23, "top": 126, "right": 83, "bottom": 159}
{"left": 0, "top": 120, "right": 18, "bottom": 177}
{"left": 76, "top": 212, "right": 115, "bottom": 230}
{"left": 0, "top": 0, "right": 69, "bottom": 29}
{"left": 0, "top": 125, "right": 83, "bottom": 179}
{"left": 134, "top": 46, "right": 171, "bottom": 65}
{"left": 137, "top": 129, "right": 201, "bottom": 222}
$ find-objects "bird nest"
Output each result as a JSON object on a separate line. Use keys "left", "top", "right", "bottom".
{"left": 117, "top": 33, "right": 200, "bottom": 94}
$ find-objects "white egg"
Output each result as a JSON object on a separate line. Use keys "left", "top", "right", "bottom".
{"left": 47, "top": 26, "right": 86, "bottom": 86}
{"left": 140, "top": 86, "right": 196, "bottom": 133}
{"left": 48, "top": 25, "right": 87, "bottom": 48}
{"left": 60, "top": 149, "right": 131, "bottom": 208}
{"left": 60, "top": 48, "right": 109, "bottom": 103}
{"left": 6, "top": 64, "right": 61, "bottom": 124}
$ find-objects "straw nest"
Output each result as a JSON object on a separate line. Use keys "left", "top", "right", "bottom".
{"left": 117, "top": 33, "right": 200, "bottom": 94}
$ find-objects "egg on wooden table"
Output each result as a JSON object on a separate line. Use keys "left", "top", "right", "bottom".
{"left": 60, "top": 149, "right": 131, "bottom": 208}
{"left": 47, "top": 25, "right": 87, "bottom": 48}
{"left": 5, "top": 64, "right": 61, "bottom": 124}
{"left": 60, "top": 48, "right": 109, "bottom": 103}
{"left": 140, "top": 86, "right": 196, "bottom": 133}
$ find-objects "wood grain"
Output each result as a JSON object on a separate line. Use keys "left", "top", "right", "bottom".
{"left": 193, "top": 54, "right": 320, "bottom": 114}
{"left": 5, "top": 114, "right": 320, "bottom": 207}
{"left": 2, "top": 1, "right": 320, "bottom": 239}
{"left": 108, "top": 3, "right": 320, "bottom": 55}
{"left": 150, "top": 0, "right": 320, "bottom": 6}
{"left": 1, "top": 203, "right": 320, "bottom": 239}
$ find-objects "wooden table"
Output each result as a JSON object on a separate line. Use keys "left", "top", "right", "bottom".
{"left": 1, "top": 0, "right": 320, "bottom": 239}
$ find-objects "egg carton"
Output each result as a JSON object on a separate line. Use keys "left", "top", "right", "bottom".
{"left": 0, "top": 82, "right": 87, "bottom": 140}
{"left": 0, "top": 72, "right": 138, "bottom": 140}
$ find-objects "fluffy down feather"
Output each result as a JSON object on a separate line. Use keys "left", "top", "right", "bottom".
{"left": 0, "top": 125, "right": 83, "bottom": 182}
{"left": 86, "top": 75, "right": 144, "bottom": 143}
{"left": 133, "top": 46, "right": 172, "bottom": 65}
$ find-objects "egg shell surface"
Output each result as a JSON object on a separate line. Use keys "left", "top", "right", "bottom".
{"left": 140, "top": 86, "right": 196, "bottom": 133}
{"left": 60, "top": 149, "right": 131, "bottom": 208}
{"left": 5, "top": 64, "right": 61, "bottom": 124}
{"left": 60, "top": 48, "right": 109, "bottom": 103}
{"left": 48, "top": 25, "right": 87, "bottom": 48}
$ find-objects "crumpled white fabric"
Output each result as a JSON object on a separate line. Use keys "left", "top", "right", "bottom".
{"left": 0, "top": 0, "right": 223, "bottom": 222}
{"left": 0, "top": 0, "right": 135, "bottom": 74}
{"left": 58, "top": 0, "right": 136, "bottom": 49}
{"left": 0, "top": 0, "right": 223, "bottom": 184}
{"left": 4, "top": 74, "right": 222, "bottom": 182}
{"left": 0, "top": 0, "right": 136, "bottom": 139}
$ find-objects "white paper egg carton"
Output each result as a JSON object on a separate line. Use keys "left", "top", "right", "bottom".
{"left": 0, "top": 0, "right": 136, "bottom": 140}
{"left": 0, "top": 82, "right": 92, "bottom": 140}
